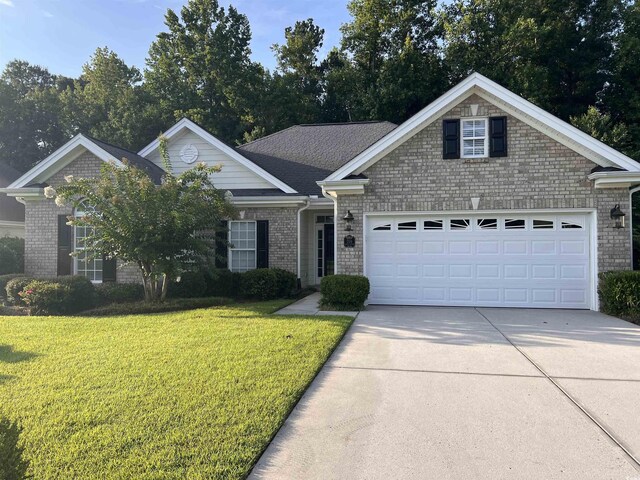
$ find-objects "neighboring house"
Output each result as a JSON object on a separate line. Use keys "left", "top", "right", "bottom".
{"left": 3, "top": 73, "right": 640, "bottom": 310}
{"left": 0, "top": 163, "right": 25, "bottom": 238}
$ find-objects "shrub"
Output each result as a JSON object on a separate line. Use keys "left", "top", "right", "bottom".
{"left": 271, "top": 268, "right": 298, "bottom": 298}
{"left": 95, "top": 282, "right": 145, "bottom": 305}
{"left": 5, "top": 277, "right": 34, "bottom": 306}
{"left": 81, "top": 296, "right": 232, "bottom": 316}
{"left": 598, "top": 271, "right": 640, "bottom": 321}
{"left": 0, "top": 246, "right": 20, "bottom": 276}
{"left": 241, "top": 269, "right": 279, "bottom": 300}
{"left": 205, "top": 268, "right": 243, "bottom": 298}
{"left": 320, "top": 275, "right": 370, "bottom": 310}
{"left": 20, "top": 280, "right": 71, "bottom": 315}
{"left": 0, "top": 274, "right": 25, "bottom": 301}
{"left": 57, "top": 276, "right": 98, "bottom": 312}
{"left": 168, "top": 270, "right": 208, "bottom": 299}
{"left": 0, "top": 237, "right": 24, "bottom": 273}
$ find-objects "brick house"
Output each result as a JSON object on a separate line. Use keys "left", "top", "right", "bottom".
{"left": 3, "top": 73, "right": 640, "bottom": 310}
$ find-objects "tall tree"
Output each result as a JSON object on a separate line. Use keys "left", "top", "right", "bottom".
{"left": 145, "top": 0, "right": 263, "bottom": 144}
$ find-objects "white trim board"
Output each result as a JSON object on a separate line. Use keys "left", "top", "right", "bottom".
{"left": 138, "top": 118, "right": 297, "bottom": 194}
{"left": 325, "top": 72, "right": 640, "bottom": 181}
{"left": 8, "top": 135, "right": 126, "bottom": 189}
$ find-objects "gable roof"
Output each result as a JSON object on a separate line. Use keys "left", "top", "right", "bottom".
{"left": 325, "top": 72, "right": 640, "bottom": 181}
{"left": 137, "top": 118, "right": 298, "bottom": 194}
{"left": 8, "top": 134, "right": 164, "bottom": 189}
{"left": 237, "top": 121, "right": 397, "bottom": 195}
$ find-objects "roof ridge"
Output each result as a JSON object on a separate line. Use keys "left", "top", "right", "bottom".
{"left": 297, "top": 120, "right": 395, "bottom": 127}
{"left": 237, "top": 125, "right": 301, "bottom": 149}
{"left": 83, "top": 134, "right": 148, "bottom": 159}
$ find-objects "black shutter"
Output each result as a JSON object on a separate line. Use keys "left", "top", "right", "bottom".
{"left": 102, "top": 255, "right": 117, "bottom": 282}
{"left": 57, "top": 214, "right": 73, "bottom": 276}
{"left": 256, "top": 220, "right": 269, "bottom": 269}
{"left": 489, "top": 116, "right": 508, "bottom": 157}
{"left": 442, "top": 119, "right": 460, "bottom": 159}
{"left": 215, "top": 220, "right": 228, "bottom": 268}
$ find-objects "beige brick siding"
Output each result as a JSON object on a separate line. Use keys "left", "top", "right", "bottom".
{"left": 336, "top": 94, "right": 631, "bottom": 276}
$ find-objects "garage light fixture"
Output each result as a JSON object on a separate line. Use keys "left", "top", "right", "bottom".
{"left": 343, "top": 210, "right": 354, "bottom": 231}
{"left": 610, "top": 204, "right": 626, "bottom": 229}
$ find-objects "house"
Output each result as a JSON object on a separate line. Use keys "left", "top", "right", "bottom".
{"left": 3, "top": 73, "right": 640, "bottom": 310}
{"left": 0, "top": 163, "right": 25, "bottom": 238}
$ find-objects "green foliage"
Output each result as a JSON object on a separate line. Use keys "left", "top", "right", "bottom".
{"left": 0, "top": 303, "right": 352, "bottom": 477}
{"left": 5, "top": 277, "right": 33, "bottom": 306}
{"left": 168, "top": 270, "right": 208, "bottom": 299}
{"left": 570, "top": 106, "right": 632, "bottom": 155}
{"left": 271, "top": 268, "right": 298, "bottom": 298}
{"left": 598, "top": 271, "right": 640, "bottom": 322}
{"left": 19, "top": 276, "right": 97, "bottom": 315}
{"left": 95, "top": 283, "right": 145, "bottom": 305}
{"left": 0, "top": 238, "right": 24, "bottom": 275}
{"left": 205, "top": 268, "right": 243, "bottom": 297}
{"left": 0, "top": 417, "right": 29, "bottom": 480}
{"left": 53, "top": 157, "right": 235, "bottom": 302}
{"left": 0, "top": 275, "right": 25, "bottom": 302}
{"left": 81, "top": 296, "right": 232, "bottom": 316}
{"left": 241, "top": 268, "right": 297, "bottom": 300}
{"left": 320, "top": 274, "right": 370, "bottom": 310}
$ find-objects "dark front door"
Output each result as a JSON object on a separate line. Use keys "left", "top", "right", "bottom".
{"left": 324, "top": 223, "right": 335, "bottom": 277}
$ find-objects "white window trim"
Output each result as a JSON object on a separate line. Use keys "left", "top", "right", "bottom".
{"left": 73, "top": 206, "right": 103, "bottom": 284}
{"left": 228, "top": 220, "right": 257, "bottom": 273}
{"left": 460, "top": 117, "right": 489, "bottom": 158}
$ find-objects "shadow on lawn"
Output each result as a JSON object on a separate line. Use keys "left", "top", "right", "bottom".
{"left": 0, "top": 345, "right": 39, "bottom": 364}
{"left": 0, "top": 418, "right": 29, "bottom": 480}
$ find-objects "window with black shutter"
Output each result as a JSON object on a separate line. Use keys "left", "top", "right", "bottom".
{"left": 102, "top": 255, "right": 117, "bottom": 282}
{"left": 57, "top": 214, "right": 73, "bottom": 276}
{"left": 215, "top": 220, "right": 229, "bottom": 269}
{"left": 256, "top": 220, "right": 269, "bottom": 269}
{"left": 489, "top": 116, "right": 508, "bottom": 157}
{"left": 442, "top": 119, "right": 460, "bottom": 159}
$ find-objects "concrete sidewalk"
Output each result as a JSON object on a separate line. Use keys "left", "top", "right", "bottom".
{"left": 275, "top": 292, "right": 358, "bottom": 317}
{"left": 250, "top": 306, "right": 640, "bottom": 479}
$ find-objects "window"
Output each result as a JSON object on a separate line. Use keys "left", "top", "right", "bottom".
{"left": 461, "top": 119, "right": 488, "bottom": 158}
{"left": 423, "top": 219, "right": 443, "bottom": 230}
{"left": 229, "top": 221, "right": 256, "bottom": 272}
{"left": 533, "top": 219, "right": 554, "bottom": 229}
{"left": 505, "top": 219, "right": 526, "bottom": 229}
{"left": 373, "top": 223, "right": 392, "bottom": 231}
{"left": 477, "top": 218, "right": 497, "bottom": 230}
{"left": 450, "top": 219, "right": 471, "bottom": 230}
{"left": 316, "top": 215, "right": 334, "bottom": 224}
{"left": 74, "top": 202, "right": 102, "bottom": 282}
{"left": 561, "top": 221, "right": 583, "bottom": 229}
{"left": 397, "top": 221, "right": 417, "bottom": 231}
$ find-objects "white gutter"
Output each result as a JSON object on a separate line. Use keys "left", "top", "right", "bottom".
{"left": 321, "top": 187, "right": 338, "bottom": 274}
{"left": 588, "top": 171, "right": 640, "bottom": 188}
{"left": 296, "top": 200, "right": 311, "bottom": 280}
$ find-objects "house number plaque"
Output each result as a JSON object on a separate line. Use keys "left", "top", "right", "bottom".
{"left": 344, "top": 235, "right": 356, "bottom": 248}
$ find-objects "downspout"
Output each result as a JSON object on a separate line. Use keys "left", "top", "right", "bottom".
{"left": 321, "top": 187, "right": 338, "bottom": 275}
{"left": 297, "top": 199, "right": 311, "bottom": 285}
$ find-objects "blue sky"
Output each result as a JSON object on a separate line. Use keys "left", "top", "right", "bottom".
{"left": 0, "top": 0, "right": 350, "bottom": 77}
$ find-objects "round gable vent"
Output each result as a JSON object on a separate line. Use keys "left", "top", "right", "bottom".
{"left": 179, "top": 144, "right": 199, "bottom": 164}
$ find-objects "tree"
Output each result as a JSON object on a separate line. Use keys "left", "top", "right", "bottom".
{"left": 48, "top": 141, "right": 236, "bottom": 302}
{"left": 145, "top": 0, "right": 263, "bottom": 144}
{"left": 570, "top": 106, "right": 633, "bottom": 156}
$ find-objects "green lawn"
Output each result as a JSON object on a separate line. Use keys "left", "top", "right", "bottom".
{"left": 0, "top": 300, "right": 353, "bottom": 479}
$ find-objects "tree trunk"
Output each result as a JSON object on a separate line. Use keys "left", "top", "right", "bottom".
{"left": 160, "top": 273, "right": 169, "bottom": 302}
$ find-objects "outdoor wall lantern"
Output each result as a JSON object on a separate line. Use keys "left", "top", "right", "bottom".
{"left": 610, "top": 204, "right": 626, "bottom": 229}
{"left": 343, "top": 210, "right": 355, "bottom": 231}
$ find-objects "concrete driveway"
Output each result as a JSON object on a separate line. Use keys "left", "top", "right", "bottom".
{"left": 250, "top": 307, "right": 640, "bottom": 479}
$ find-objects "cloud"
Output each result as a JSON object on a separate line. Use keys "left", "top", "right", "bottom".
{"left": 0, "top": 0, "right": 14, "bottom": 7}
{"left": 41, "top": 10, "right": 54, "bottom": 18}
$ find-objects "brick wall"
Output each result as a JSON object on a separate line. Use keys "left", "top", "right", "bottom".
{"left": 336, "top": 94, "right": 631, "bottom": 275}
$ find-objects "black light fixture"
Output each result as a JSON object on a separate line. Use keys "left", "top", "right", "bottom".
{"left": 610, "top": 204, "right": 626, "bottom": 229}
{"left": 343, "top": 210, "right": 354, "bottom": 231}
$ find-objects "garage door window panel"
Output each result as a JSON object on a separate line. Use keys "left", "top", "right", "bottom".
{"left": 533, "top": 219, "right": 555, "bottom": 230}
{"left": 450, "top": 219, "right": 471, "bottom": 230}
{"left": 398, "top": 221, "right": 417, "bottom": 231}
{"left": 423, "top": 220, "right": 444, "bottom": 230}
{"left": 505, "top": 219, "right": 526, "bottom": 230}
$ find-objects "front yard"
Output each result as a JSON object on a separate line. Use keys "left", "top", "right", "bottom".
{"left": 0, "top": 300, "right": 352, "bottom": 479}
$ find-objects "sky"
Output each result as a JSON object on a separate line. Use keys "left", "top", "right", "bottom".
{"left": 0, "top": 0, "right": 351, "bottom": 77}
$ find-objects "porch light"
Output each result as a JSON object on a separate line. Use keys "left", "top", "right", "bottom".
{"left": 610, "top": 204, "right": 626, "bottom": 229}
{"left": 343, "top": 210, "right": 354, "bottom": 231}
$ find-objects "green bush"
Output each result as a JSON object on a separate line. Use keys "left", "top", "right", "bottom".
{"left": 0, "top": 237, "right": 24, "bottom": 274}
{"left": 168, "top": 270, "right": 208, "bottom": 298}
{"left": 271, "top": 268, "right": 298, "bottom": 298}
{"left": 95, "top": 282, "right": 145, "bottom": 305}
{"left": 57, "top": 275, "right": 98, "bottom": 312}
{"left": 598, "top": 271, "right": 640, "bottom": 321}
{"left": 20, "top": 280, "right": 71, "bottom": 315}
{"left": 205, "top": 268, "right": 243, "bottom": 298}
{"left": 5, "top": 277, "right": 34, "bottom": 306}
{"left": 81, "top": 296, "right": 232, "bottom": 316}
{"left": 0, "top": 274, "right": 26, "bottom": 301}
{"left": 241, "top": 269, "right": 279, "bottom": 300}
{"left": 320, "top": 275, "right": 370, "bottom": 310}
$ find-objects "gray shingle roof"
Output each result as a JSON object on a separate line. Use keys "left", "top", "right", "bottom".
{"left": 85, "top": 136, "right": 165, "bottom": 184}
{"left": 237, "top": 121, "right": 397, "bottom": 195}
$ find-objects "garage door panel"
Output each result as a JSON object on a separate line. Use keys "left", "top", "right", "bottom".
{"left": 366, "top": 212, "right": 591, "bottom": 309}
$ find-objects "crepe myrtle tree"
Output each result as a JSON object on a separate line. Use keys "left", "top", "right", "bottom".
{"left": 46, "top": 141, "right": 236, "bottom": 302}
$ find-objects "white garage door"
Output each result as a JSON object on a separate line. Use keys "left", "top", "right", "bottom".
{"left": 365, "top": 213, "right": 592, "bottom": 309}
